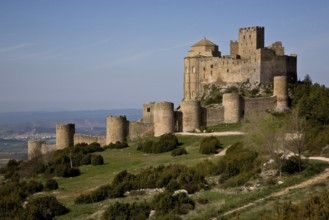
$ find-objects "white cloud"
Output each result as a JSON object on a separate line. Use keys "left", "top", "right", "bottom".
{"left": 0, "top": 43, "right": 33, "bottom": 53}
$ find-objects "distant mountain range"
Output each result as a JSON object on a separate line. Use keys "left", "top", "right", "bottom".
{"left": 0, "top": 109, "right": 142, "bottom": 137}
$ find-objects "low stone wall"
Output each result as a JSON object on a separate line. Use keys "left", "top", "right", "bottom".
{"left": 128, "top": 122, "right": 154, "bottom": 141}
{"left": 74, "top": 134, "right": 106, "bottom": 146}
{"left": 203, "top": 106, "right": 224, "bottom": 126}
{"left": 244, "top": 96, "right": 277, "bottom": 117}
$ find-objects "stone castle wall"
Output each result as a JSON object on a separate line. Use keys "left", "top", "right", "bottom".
{"left": 128, "top": 121, "right": 154, "bottom": 141}
{"left": 243, "top": 96, "right": 277, "bottom": 117}
{"left": 202, "top": 107, "right": 224, "bottom": 126}
{"left": 74, "top": 134, "right": 106, "bottom": 146}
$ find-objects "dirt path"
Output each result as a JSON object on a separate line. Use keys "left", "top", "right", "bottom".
{"left": 176, "top": 131, "right": 244, "bottom": 136}
{"left": 221, "top": 157, "right": 329, "bottom": 217}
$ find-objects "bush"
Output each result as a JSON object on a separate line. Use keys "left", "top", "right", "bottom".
{"left": 25, "top": 196, "right": 69, "bottom": 219}
{"left": 138, "top": 134, "right": 179, "bottom": 154}
{"left": 45, "top": 179, "right": 58, "bottom": 191}
{"left": 199, "top": 136, "right": 221, "bottom": 154}
{"left": 217, "top": 142, "right": 259, "bottom": 187}
{"left": 102, "top": 201, "right": 151, "bottom": 220}
{"left": 91, "top": 155, "right": 104, "bottom": 166}
{"left": 194, "top": 159, "right": 218, "bottom": 177}
{"left": 62, "top": 167, "right": 81, "bottom": 177}
{"left": 197, "top": 198, "right": 209, "bottom": 205}
{"left": 152, "top": 191, "right": 195, "bottom": 216}
{"left": 75, "top": 184, "right": 125, "bottom": 204}
{"left": 281, "top": 156, "right": 306, "bottom": 174}
{"left": 75, "top": 164, "right": 207, "bottom": 204}
{"left": 80, "top": 154, "right": 92, "bottom": 165}
{"left": 22, "top": 180, "right": 44, "bottom": 194}
{"left": 171, "top": 147, "right": 187, "bottom": 156}
{"left": 104, "top": 142, "right": 129, "bottom": 150}
{"left": 260, "top": 191, "right": 329, "bottom": 220}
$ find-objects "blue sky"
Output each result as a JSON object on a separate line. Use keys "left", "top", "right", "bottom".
{"left": 0, "top": 0, "right": 328, "bottom": 112}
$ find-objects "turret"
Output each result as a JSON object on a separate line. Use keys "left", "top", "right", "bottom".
{"left": 153, "top": 102, "right": 175, "bottom": 136}
{"left": 180, "top": 100, "right": 201, "bottom": 132}
{"left": 106, "top": 115, "right": 128, "bottom": 144}
{"left": 223, "top": 93, "right": 241, "bottom": 123}
{"left": 274, "top": 76, "right": 289, "bottom": 112}
{"left": 56, "top": 124, "right": 75, "bottom": 149}
{"left": 28, "top": 140, "right": 45, "bottom": 160}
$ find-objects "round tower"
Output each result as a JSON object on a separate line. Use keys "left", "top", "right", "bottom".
{"left": 223, "top": 93, "right": 241, "bottom": 123}
{"left": 153, "top": 102, "right": 175, "bottom": 136}
{"left": 106, "top": 115, "right": 127, "bottom": 144}
{"left": 28, "top": 140, "right": 45, "bottom": 160}
{"left": 56, "top": 124, "right": 75, "bottom": 149}
{"left": 274, "top": 76, "right": 289, "bottom": 112}
{"left": 180, "top": 100, "right": 201, "bottom": 132}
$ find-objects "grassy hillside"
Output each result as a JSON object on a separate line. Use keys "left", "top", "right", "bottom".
{"left": 52, "top": 134, "right": 242, "bottom": 219}
{"left": 46, "top": 133, "right": 327, "bottom": 220}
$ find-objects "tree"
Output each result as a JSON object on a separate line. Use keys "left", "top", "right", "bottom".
{"left": 243, "top": 112, "right": 286, "bottom": 175}
{"left": 243, "top": 111, "right": 308, "bottom": 174}
{"left": 282, "top": 110, "right": 308, "bottom": 172}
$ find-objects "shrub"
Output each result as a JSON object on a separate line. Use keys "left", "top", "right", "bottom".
{"left": 281, "top": 156, "right": 306, "bottom": 174}
{"left": 1, "top": 159, "right": 21, "bottom": 179}
{"left": 22, "top": 180, "right": 44, "bottom": 194}
{"left": 152, "top": 191, "right": 195, "bottom": 216}
{"left": 197, "top": 198, "right": 209, "bottom": 205}
{"left": 138, "top": 134, "right": 179, "bottom": 154}
{"left": 91, "top": 155, "right": 104, "bottom": 166}
{"left": 45, "top": 179, "right": 58, "bottom": 191}
{"left": 75, "top": 164, "right": 207, "bottom": 204}
{"left": 171, "top": 147, "right": 187, "bottom": 156}
{"left": 199, "top": 136, "right": 221, "bottom": 154}
{"left": 194, "top": 159, "right": 218, "bottom": 177}
{"left": 217, "top": 142, "right": 258, "bottom": 187}
{"left": 75, "top": 184, "right": 125, "bottom": 204}
{"left": 104, "top": 142, "right": 129, "bottom": 150}
{"left": 80, "top": 154, "right": 92, "bottom": 165}
{"left": 62, "top": 167, "right": 80, "bottom": 177}
{"left": 260, "top": 191, "right": 329, "bottom": 220}
{"left": 165, "top": 179, "right": 181, "bottom": 192}
{"left": 25, "top": 196, "right": 69, "bottom": 219}
{"left": 102, "top": 201, "right": 151, "bottom": 220}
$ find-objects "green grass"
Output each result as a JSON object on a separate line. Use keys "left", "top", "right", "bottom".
{"left": 207, "top": 123, "right": 242, "bottom": 132}
{"left": 185, "top": 161, "right": 329, "bottom": 220}
{"left": 36, "top": 133, "right": 328, "bottom": 220}
{"left": 54, "top": 134, "right": 243, "bottom": 216}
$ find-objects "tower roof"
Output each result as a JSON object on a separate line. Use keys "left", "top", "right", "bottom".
{"left": 192, "top": 38, "right": 217, "bottom": 47}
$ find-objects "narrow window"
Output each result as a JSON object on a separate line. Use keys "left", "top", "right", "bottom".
{"left": 147, "top": 108, "right": 151, "bottom": 113}
{"left": 192, "top": 66, "right": 196, "bottom": 73}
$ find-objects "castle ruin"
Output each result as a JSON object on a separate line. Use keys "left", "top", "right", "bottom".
{"left": 28, "top": 26, "right": 297, "bottom": 159}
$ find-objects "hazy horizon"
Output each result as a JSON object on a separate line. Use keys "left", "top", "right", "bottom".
{"left": 1, "top": 1, "right": 329, "bottom": 112}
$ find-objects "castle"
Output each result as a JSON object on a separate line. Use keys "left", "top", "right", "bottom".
{"left": 28, "top": 26, "right": 297, "bottom": 159}
{"left": 184, "top": 26, "right": 297, "bottom": 100}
